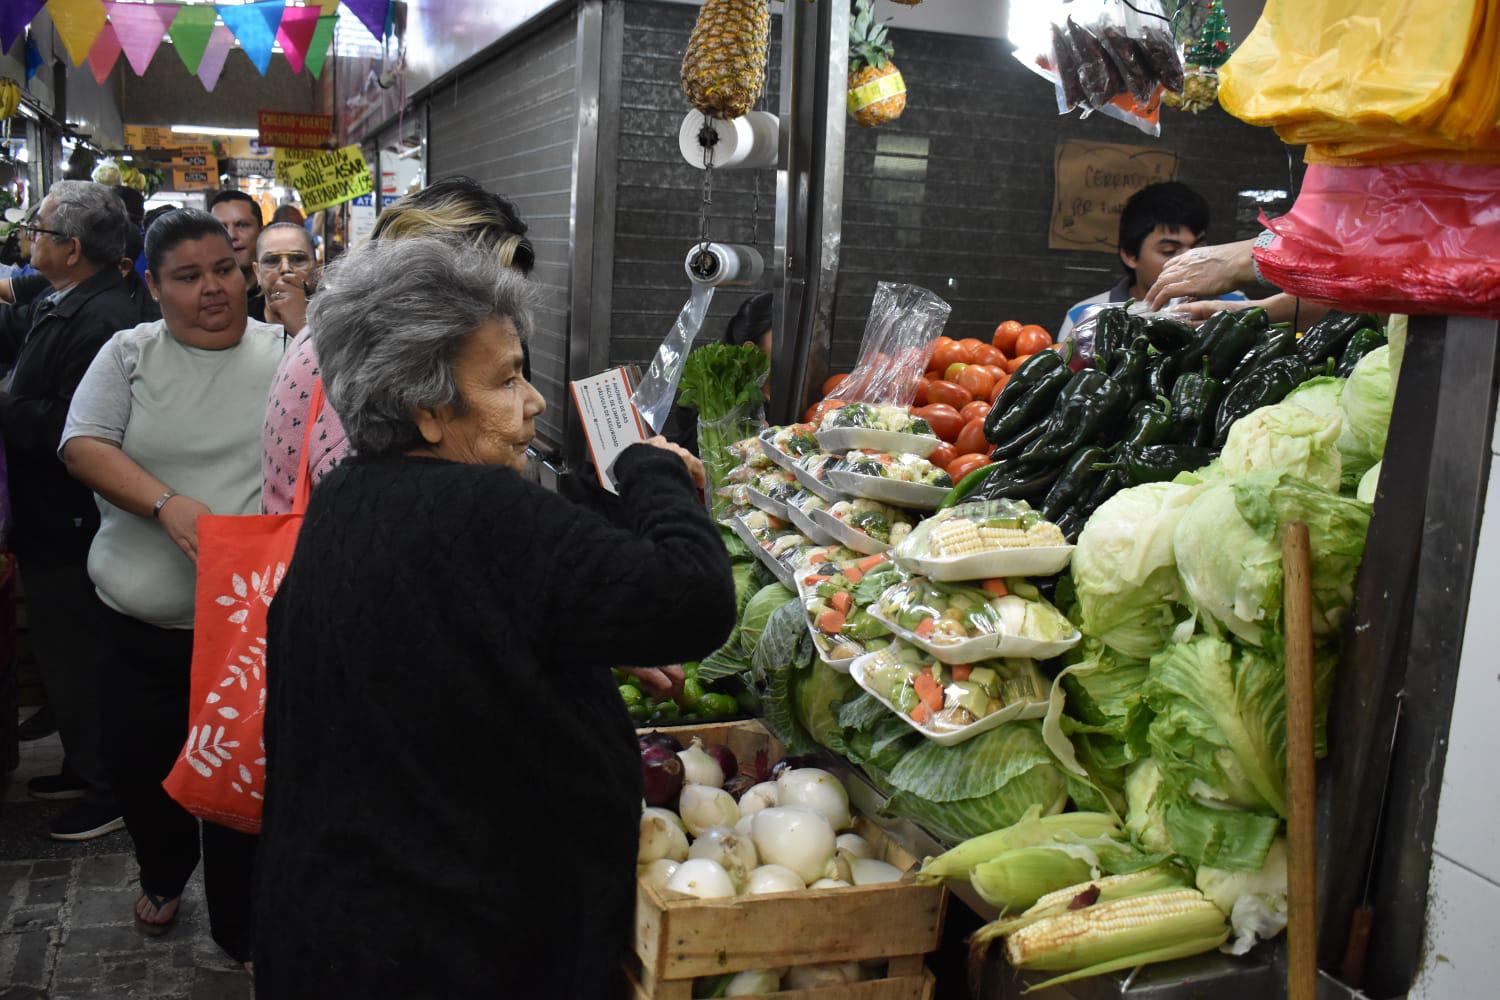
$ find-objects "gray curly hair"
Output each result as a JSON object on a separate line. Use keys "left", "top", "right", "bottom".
{"left": 308, "top": 236, "right": 534, "bottom": 457}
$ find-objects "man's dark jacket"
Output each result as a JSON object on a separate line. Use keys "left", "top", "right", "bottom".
{"left": 0, "top": 267, "right": 138, "bottom": 566}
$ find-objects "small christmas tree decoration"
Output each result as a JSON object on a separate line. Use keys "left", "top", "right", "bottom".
{"left": 1164, "top": 0, "right": 1232, "bottom": 113}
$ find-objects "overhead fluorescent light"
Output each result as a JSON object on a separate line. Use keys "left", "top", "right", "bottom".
{"left": 171, "top": 124, "right": 261, "bottom": 138}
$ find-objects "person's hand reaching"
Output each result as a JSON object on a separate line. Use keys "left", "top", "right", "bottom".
{"left": 622, "top": 665, "right": 686, "bottom": 701}
{"left": 1146, "top": 239, "right": 1259, "bottom": 310}
{"left": 643, "top": 436, "right": 706, "bottom": 489}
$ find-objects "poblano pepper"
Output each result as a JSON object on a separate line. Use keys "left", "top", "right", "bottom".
{"left": 1335, "top": 328, "right": 1388, "bottom": 377}
{"left": 1107, "top": 443, "right": 1217, "bottom": 487}
{"left": 1107, "top": 336, "right": 1152, "bottom": 404}
{"left": 1228, "top": 326, "right": 1297, "bottom": 384}
{"left": 1019, "top": 370, "right": 1133, "bottom": 464}
{"left": 969, "top": 462, "right": 1063, "bottom": 503}
{"left": 1141, "top": 314, "right": 1195, "bottom": 353}
{"left": 1213, "top": 355, "right": 1311, "bottom": 445}
{"left": 1205, "top": 307, "right": 1268, "bottom": 378}
{"left": 984, "top": 349, "right": 1074, "bottom": 443}
{"left": 1092, "top": 307, "right": 1132, "bottom": 372}
{"left": 1041, "top": 445, "right": 1109, "bottom": 522}
{"left": 1295, "top": 312, "right": 1377, "bottom": 367}
{"left": 1120, "top": 395, "right": 1173, "bottom": 449}
{"left": 1168, "top": 359, "right": 1225, "bottom": 447}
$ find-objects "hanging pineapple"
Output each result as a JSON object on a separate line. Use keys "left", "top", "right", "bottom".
{"left": 848, "top": 0, "right": 906, "bottom": 127}
{"left": 681, "top": 0, "right": 771, "bottom": 120}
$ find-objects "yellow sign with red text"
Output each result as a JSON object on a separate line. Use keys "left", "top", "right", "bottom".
{"left": 285, "top": 145, "right": 374, "bottom": 214}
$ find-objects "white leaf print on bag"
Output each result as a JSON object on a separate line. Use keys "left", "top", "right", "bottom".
{"left": 215, "top": 563, "right": 287, "bottom": 632}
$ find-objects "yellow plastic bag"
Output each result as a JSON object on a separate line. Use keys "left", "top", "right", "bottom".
{"left": 1219, "top": 0, "right": 1486, "bottom": 130}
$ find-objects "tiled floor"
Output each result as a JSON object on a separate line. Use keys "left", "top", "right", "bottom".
{"left": 1, "top": 723, "right": 252, "bottom": 999}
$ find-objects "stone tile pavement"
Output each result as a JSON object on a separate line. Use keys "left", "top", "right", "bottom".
{"left": 1, "top": 726, "right": 252, "bottom": 999}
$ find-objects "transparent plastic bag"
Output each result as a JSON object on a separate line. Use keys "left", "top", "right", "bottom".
{"left": 631, "top": 282, "right": 715, "bottom": 433}
{"left": 701, "top": 408, "right": 767, "bottom": 518}
{"left": 824, "top": 283, "right": 953, "bottom": 408}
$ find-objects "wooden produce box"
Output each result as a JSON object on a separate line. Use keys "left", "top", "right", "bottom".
{"left": 632, "top": 721, "right": 948, "bottom": 999}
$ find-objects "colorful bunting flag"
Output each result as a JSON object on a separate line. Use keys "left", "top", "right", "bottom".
{"left": 344, "top": 0, "right": 389, "bottom": 43}
{"left": 1, "top": 0, "right": 44, "bottom": 57}
{"left": 317, "top": 0, "right": 340, "bottom": 13}
{"left": 197, "top": 23, "right": 234, "bottom": 92}
{"left": 24, "top": 37, "right": 43, "bottom": 82}
{"left": 106, "top": 1, "right": 174, "bottom": 77}
{"left": 305, "top": 15, "right": 337, "bottom": 80}
{"left": 276, "top": 6, "right": 321, "bottom": 75}
{"left": 167, "top": 4, "right": 217, "bottom": 76}
{"left": 47, "top": 0, "right": 107, "bottom": 66}
{"left": 218, "top": 0, "right": 285, "bottom": 76}
{"left": 85, "top": 19, "right": 119, "bottom": 85}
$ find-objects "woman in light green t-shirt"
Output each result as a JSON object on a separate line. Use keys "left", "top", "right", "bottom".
{"left": 60, "top": 209, "right": 284, "bottom": 967}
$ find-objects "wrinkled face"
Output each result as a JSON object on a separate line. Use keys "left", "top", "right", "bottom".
{"left": 416, "top": 317, "right": 546, "bottom": 471}
{"left": 1122, "top": 223, "right": 1200, "bottom": 292}
{"left": 146, "top": 234, "right": 248, "bottom": 337}
{"left": 255, "top": 227, "right": 319, "bottom": 299}
{"left": 211, "top": 199, "right": 262, "bottom": 270}
{"left": 28, "top": 198, "right": 79, "bottom": 280}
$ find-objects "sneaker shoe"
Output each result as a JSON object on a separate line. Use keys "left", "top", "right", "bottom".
{"left": 17, "top": 706, "right": 57, "bottom": 742}
{"left": 49, "top": 802, "right": 126, "bottom": 842}
{"left": 27, "top": 769, "right": 88, "bottom": 801}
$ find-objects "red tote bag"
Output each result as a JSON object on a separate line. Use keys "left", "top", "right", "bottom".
{"left": 162, "top": 380, "right": 324, "bottom": 834}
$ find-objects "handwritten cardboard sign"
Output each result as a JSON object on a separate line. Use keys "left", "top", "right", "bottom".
{"left": 258, "top": 111, "right": 334, "bottom": 150}
{"left": 285, "top": 145, "right": 375, "bottom": 214}
{"left": 1049, "top": 139, "right": 1180, "bottom": 253}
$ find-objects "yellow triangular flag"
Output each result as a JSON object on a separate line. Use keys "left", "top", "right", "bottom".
{"left": 47, "top": 0, "right": 107, "bottom": 67}
{"left": 319, "top": 0, "right": 340, "bottom": 13}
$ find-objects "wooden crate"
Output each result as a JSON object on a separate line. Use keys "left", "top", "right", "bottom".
{"left": 626, "top": 962, "right": 936, "bottom": 1000}
{"left": 632, "top": 721, "right": 949, "bottom": 999}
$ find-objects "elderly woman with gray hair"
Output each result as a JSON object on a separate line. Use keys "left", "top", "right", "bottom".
{"left": 253, "top": 236, "right": 736, "bottom": 997}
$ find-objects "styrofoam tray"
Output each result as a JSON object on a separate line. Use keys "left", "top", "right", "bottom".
{"left": 826, "top": 469, "right": 950, "bottom": 510}
{"left": 814, "top": 427, "right": 941, "bottom": 459}
{"left": 758, "top": 427, "right": 810, "bottom": 474}
{"left": 729, "top": 515, "right": 797, "bottom": 590}
{"left": 791, "top": 457, "right": 846, "bottom": 503}
{"left": 745, "top": 486, "right": 790, "bottom": 520}
{"left": 891, "top": 516, "right": 1074, "bottom": 580}
{"left": 810, "top": 507, "right": 890, "bottom": 555}
{"left": 866, "top": 605, "right": 1081, "bottom": 663}
{"left": 849, "top": 651, "right": 1048, "bottom": 746}
{"left": 795, "top": 572, "right": 872, "bottom": 674}
{"left": 787, "top": 501, "right": 838, "bottom": 546}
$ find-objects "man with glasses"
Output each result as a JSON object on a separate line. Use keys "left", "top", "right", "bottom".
{"left": 208, "top": 190, "right": 266, "bottom": 322}
{"left": 0, "top": 180, "right": 136, "bottom": 841}
{"left": 254, "top": 221, "right": 319, "bottom": 335}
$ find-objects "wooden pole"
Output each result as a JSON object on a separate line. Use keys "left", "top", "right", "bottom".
{"left": 1283, "top": 522, "right": 1319, "bottom": 1000}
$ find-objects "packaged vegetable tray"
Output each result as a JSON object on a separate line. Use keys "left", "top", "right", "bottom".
{"left": 758, "top": 424, "right": 820, "bottom": 473}
{"left": 826, "top": 451, "right": 952, "bottom": 510}
{"left": 849, "top": 643, "right": 1048, "bottom": 746}
{"left": 814, "top": 402, "right": 942, "bottom": 458}
{"left": 784, "top": 490, "right": 837, "bottom": 547}
{"left": 869, "top": 576, "right": 1081, "bottom": 663}
{"left": 795, "top": 551, "right": 903, "bottom": 672}
{"left": 814, "top": 497, "right": 917, "bottom": 555}
{"left": 791, "top": 451, "right": 846, "bottom": 503}
{"left": 893, "top": 500, "right": 1073, "bottom": 580}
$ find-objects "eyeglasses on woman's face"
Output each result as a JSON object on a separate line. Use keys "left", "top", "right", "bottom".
{"left": 257, "top": 250, "right": 315, "bottom": 271}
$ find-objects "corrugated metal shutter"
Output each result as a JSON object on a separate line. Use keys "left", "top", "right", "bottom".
{"left": 427, "top": 12, "right": 578, "bottom": 451}
{"left": 610, "top": 1, "right": 781, "bottom": 367}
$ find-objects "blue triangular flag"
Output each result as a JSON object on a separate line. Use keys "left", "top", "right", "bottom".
{"left": 24, "top": 36, "right": 42, "bottom": 82}
{"left": 218, "top": 0, "right": 286, "bottom": 76}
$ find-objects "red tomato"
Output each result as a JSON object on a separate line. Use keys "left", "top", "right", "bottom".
{"left": 947, "top": 453, "right": 991, "bottom": 483}
{"left": 931, "top": 335, "right": 955, "bottom": 353}
{"left": 957, "top": 338, "right": 985, "bottom": 364}
{"left": 914, "top": 376, "right": 932, "bottom": 407}
{"left": 993, "top": 320, "right": 1023, "bottom": 355}
{"left": 913, "top": 403, "right": 964, "bottom": 442}
{"left": 956, "top": 365, "right": 996, "bottom": 400}
{"left": 1004, "top": 354, "right": 1031, "bottom": 374}
{"left": 930, "top": 341, "right": 967, "bottom": 373}
{"left": 988, "top": 373, "right": 1011, "bottom": 404}
{"left": 927, "top": 443, "right": 958, "bottom": 470}
{"left": 925, "top": 380, "right": 974, "bottom": 411}
{"left": 973, "top": 344, "right": 1006, "bottom": 368}
{"left": 960, "top": 400, "right": 991, "bottom": 425}
{"left": 821, "top": 373, "right": 848, "bottom": 397}
{"left": 944, "top": 362, "right": 969, "bottom": 383}
{"left": 979, "top": 364, "right": 1008, "bottom": 381}
{"left": 804, "top": 399, "right": 848, "bottom": 424}
{"left": 1016, "top": 325, "right": 1053, "bottom": 355}
{"left": 954, "top": 417, "right": 989, "bottom": 458}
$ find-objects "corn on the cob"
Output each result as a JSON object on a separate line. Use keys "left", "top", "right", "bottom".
{"left": 987, "top": 866, "right": 1192, "bottom": 937}
{"left": 927, "top": 518, "right": 1066, "bottom": 556}
{"left": 1001, "top": 889, "right": 1230, "bottom": 990}
{"left": 928, "top": 518, "right": 983, "bottom": 556}
{"left": 970, "top": 846, "right": 1095, "bottom": 911}
{"left": 917, "top": 808, "right": 1124, "bottom": 883}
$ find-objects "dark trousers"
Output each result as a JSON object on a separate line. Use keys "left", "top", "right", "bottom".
{"left": 99, "top": 606, "right": 255, "bottom": 963}
{"left": 22, "top": 562, "right": 113, "bottom": 804}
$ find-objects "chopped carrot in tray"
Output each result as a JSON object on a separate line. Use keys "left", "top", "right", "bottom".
{"left": 831, "top": 591, "right": 853, "bottom": 615}
{"left": 915, "top": 616, "right": 936, "bottom": 638}
{"left": 982, "top": 578, "right": 1009, "bottom": 597}
{"left": 817, "top": 609, "right": 847, "bottom": 635}
{"left": 952, "top": 664, "right": 972, "bottom": 682}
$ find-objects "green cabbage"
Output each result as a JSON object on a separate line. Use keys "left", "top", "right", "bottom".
{"left": 741, "top": 583, "right": 794, "bottom": 653}
{"left": 1356, "top": 461, "right": 1381, "bottom": 503}
{"left": 1173, "top": 472, "right": 1371, "bottom": 646}
{"left": 1219, "top": 402, "right": 1343, "bottom": 492}
{"left": 1072, "top": 482, "right": 1203, "bottom": 658}
{"left": 1197, "top": 839, "right": 1289, "bottom": 955}
{"left": 1058, "top": 643, "right": 1154, "bottom": 785}
{"left": 732, "top": 562, "right": 759, "bottom": 617}
{"left": 884, "top": 722, "right": 1069, "bottom": 842}
{"left": 1340, "top": 345, "right": 1393, "bottom": 481}
{"left": 1124, "top": 758, "right": 1281, "bottom": 873}
{"left": 793, "top": 661, "right": 860, "bottom": 753}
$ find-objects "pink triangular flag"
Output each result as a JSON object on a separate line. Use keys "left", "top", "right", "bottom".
{"left": 197, "top": 24, "right": 234, "bottom": 91}
{"left": 86, "top": 19, "right": 120, "bottom": 85}
{"left": 275, "top": 6, "right": 321, "bottom": 74}
{"left": 105, "top": 1, "right": 174, "bottom": 75}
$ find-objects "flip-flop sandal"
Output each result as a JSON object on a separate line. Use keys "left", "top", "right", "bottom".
{"left": 134, "top": 891, "right": 180, "bottom": 937}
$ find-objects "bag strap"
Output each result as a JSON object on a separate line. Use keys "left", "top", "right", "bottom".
{"left": 291, "top": 378, "right": 326, "bottom": 517}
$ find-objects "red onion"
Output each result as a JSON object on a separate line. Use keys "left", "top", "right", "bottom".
{"left": 640, "top": 732, "right": 683, "bottom": 754}
{"left": 723, "top": 773, "right": 757, "bottom": 801}
{"left": 703, "top": 743, "right": 739, "bottom": 783}
{"left": 642, "top": 752, "right": 684, "bottom": 808}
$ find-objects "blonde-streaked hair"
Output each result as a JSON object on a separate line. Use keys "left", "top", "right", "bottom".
{"left": 372, "top": 176, "right": 534, "bottom": 275}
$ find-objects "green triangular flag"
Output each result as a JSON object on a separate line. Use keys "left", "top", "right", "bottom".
{"left": 168, "top": 4, "right": 218, "bottom": 75}
{"left": 305, "top": 15, "right": 337, "bottom": 79}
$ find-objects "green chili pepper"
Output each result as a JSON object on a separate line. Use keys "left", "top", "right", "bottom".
{"left": 1105, "top": 443, "right": 1217, "bottom": 487}
{"left": 1146, "top": 351, "right": 1179, "bottom": 400}
{"left": 1168, "top": 359, "right": 1225, "bottom": 448}
{"left": 1213, "top": 355, "right": 1311, "bottom": 446}
{"left": 938, "top": 459, "right": 1002, "bottom": 510}
{"left": 1107, "top": 336, "right": 1152, "bottom": 404}
{"left": 989, "top": 417, "right": 1049, "bottom": 462}
{"left": 1335, "top": 328, "right": 1388, "bottom": 377}
{"left": 1141, "top": 314, "right": 1195, "bottom": 352}
{"left": 1041, "top": 445, "right": 1109, "bottom": 522}
{"left": 969, "top": 463, "right": 1064, "bottom": 503}
{"left": 1228, "top": 326, "right": 1297, "bottom": 384}
{"left": 1018, "top": 370, "right": 1126, "bottom": 464}
{"left": 1093, "top": 307, "right": 1132, "bottom": 371}
{"left": 1295, "top": 312, "right": 1377, "bottom": 367}
{"left": 984, "top": 351, "right": 1074, "bottom": 443}
{"left": 1204, "top": 307, "right": 1267, "bottom": 379}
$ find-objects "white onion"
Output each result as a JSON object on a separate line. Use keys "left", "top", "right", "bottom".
{"left": 666, "top": 859, "right": 736, "bottom": 899}
{"left": 639, "top": 858, "right": 680, "bottom": 893}
{"left": 688, "top": 826, "right": 759, "bottom": 891}
{"left": 735, "top": 813, "right": 758, "bottom": 839}
{"left": 836, "top": 833, "right": 874, "bottom": 859}
{"left": 776, "top": 768, "right": 852, "bottom": 831}
{"left": 639, "top": 808, "right": 689, "bottom": 864}
{"left": 677, "top": 738, "right": 725, "bottom": 788}
{"left": 738, "top": 781, "right": 781, "bottom": 816}
{"left": 829, "top": 853, "right": 852, "bottom": 883}
{"left": 810, "top": 878, "right": 852, "bottom": 890}
{"left": 679, "top": 784, "right": 740, "bottom": 838}
{"left": 752, "top": 807, "right": 837, "bottom": 884}
{"left": 849, "top": 858, "right": 905, "bottom": 885}
{"left": 746, "top": 864, "right": 806, "bottom": 895}
{"left": 726, "top": 970, "right": 784, "bottom": 996}
{"left": 784, "top": 962, "right": 862, "bottom": 987}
